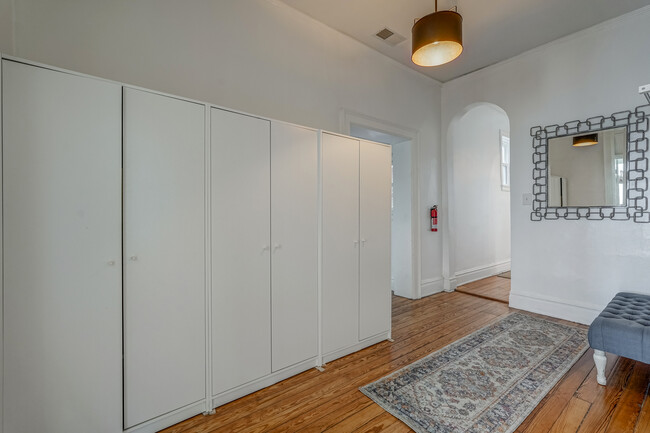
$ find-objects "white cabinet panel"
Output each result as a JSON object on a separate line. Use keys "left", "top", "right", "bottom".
{"left": 270, "top": 122, "right": 318, "bottom": 372}
{"left": 359, "top": 141, "right": 392, "bottom": 340}
{"left": 321, "top": 133, "right": 360, "bottom": 355}
{"left": 211, "top": 109, "right": 271, "bottom": 395}
{"left": 0, "top": 60, "right": 3, "bottom": 432}
{"left": 123, "top": 88, "right": 206, "bottom": 428}
{"left": 2, "top": 60, "right": 122, "bottom": 433}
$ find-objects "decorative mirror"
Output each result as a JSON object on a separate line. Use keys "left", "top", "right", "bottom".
{"left": 530, "top": 105, "right": 650, "bottom": 222}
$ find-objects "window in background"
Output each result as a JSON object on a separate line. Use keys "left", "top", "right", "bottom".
{"left": 500, "top": 130, "right": 510, "bottom": 191}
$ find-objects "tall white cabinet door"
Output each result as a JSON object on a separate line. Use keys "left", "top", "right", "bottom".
{"left": 270, "top": 123, "right": 318, "bottom": 372}
{"left": 123, "top": 88, "right": 206, "bottom": 428}
{"left": 322, "top": 133, "right": 360, "bottom": 355}
{"left": 211, "top": 109, "right": 271, "bottom": 395}
{"left": 359, "top": 141, "right": 392, "bottom": 340}
{"left": 2, "top": 60, "right": 122, "bottom": 433}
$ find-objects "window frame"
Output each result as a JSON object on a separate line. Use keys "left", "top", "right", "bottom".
{"left": 499, "top": 129, "right": 510, "bottom": 192}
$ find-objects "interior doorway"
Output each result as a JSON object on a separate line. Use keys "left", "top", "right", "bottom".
{"left": 349, "top": 124, "right": 416, "bottom": 299}
{"left": 446, "top": 103, "right": 511, "bottom": 286}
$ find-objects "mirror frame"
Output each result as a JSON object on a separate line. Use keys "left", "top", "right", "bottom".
{"left": 530, "top": 105, "right": 650, "bottom": 222}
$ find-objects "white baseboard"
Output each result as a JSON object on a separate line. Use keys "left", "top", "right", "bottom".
{"left": 128, "top": 357, "right": 320, "bottom": 432}
{"left": 509, "top": 290, "right": 602, "bottom": 325}
{"left": 322, "top": 332, "right": 389, "bottom": 364}
{"left": 210, "top": 357, "right": 318, "bottom": 409}
{"left": 445, "top": 277, "right": 457, "bottom": 292}
{"left": 455, "top": 260, "right": 511, "bottom": 286}
{"left": 392, "top": 283, "right": 416, "bottom": 299}
{"left": 420, "top": 277, "right": 444, "bottom": 297}
{"left": 126, "top": 400, "right": 206, "bottom": 433}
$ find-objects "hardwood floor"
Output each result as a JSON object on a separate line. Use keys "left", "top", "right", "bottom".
{"left": 456, "top": 275, "right": 511, "bottom": 303}
{"left": 161, "top": 279, "right": 650, "bottom": 433}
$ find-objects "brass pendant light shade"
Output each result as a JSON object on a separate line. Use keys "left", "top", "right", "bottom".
{"left": 412, "top": 10, "right": 463, "bottom": 67}
{"left": 572, "top": 133, "right": 599, "bottom": 147}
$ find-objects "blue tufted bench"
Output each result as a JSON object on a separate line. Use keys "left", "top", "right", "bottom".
{"left": 587, "top": 292, "right": 650, "bottom": 385}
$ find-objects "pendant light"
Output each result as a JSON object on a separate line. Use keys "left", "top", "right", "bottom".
{"left": 411, "top": 0, "right": 463, "bottom": 67}
{"left": 572, "top": 133, "right": 598, "bottom": 147}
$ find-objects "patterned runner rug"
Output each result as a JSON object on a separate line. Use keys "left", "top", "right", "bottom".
{"left": 360, "top": 312, "right": 588, "bottom": 433}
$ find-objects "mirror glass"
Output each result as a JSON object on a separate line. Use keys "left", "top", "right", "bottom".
{"left": 547, "top": 126, "right": 627, "bottom": 207}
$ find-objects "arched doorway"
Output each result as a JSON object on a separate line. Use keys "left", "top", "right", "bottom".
{"left": 447, "top": 103, "right": 511, "bottom": 286}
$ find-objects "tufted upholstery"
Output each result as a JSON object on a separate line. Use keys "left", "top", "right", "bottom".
{"left": 588, "top": 292, "right": 650, "bottom": 364}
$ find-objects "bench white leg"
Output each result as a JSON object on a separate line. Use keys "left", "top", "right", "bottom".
{"left": 594, "top": 350, "right": 607, "bottom": 386}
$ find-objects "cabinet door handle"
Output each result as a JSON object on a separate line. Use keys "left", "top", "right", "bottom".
{"left": 353, "top": 240, "right": 359, "bottom": 247}
{"left": 273, "top": 243, "right": 282, "bottom": 252}
{"left": 107, "top": 260, "right": 116, "bottom": 266}
{"left": 261, "top": 245, "right": 270, "bottom": 253}
{"left": 361, "top": 238, "right": 366, "bottom": 246}
{"left": 129, "top": 256, "right": 138, "bottom": 261}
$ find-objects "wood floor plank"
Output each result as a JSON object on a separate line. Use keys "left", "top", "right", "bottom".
{"left": 456, "top": 276, "right": 511, "bottom": 303}
{"left": 634, "top": 385, "right": 650, "bottom": 433}
{"left": 391, "top": 293, "right": 487, "bottom": 327}
{"left": 575, "top": 352, "right": 620, "bottom": 404}
{"left": 291, "top": 397, "right": 376, "bottom": 433}
{"left": 161, "top": 277, "right": 650, "bottom": 433}
{"left": 516, "top": 349, "right": 594, "bottom": 433}
{"left": 369, "top": 420, "right": 413, "bottom": 433}
{"left": 352, "top": 412, "right": 401, "bottom": 432}
{"left": 321, "top": 404, "right": 386, "bottom": 432}
{"left": 391, "top": 297, "right": 488, "bottom": 333}
{"left": 391, "top": 298, "right": 507, "bottom": 338}
{"left": 576, "top": 357, "right": 636, "bottom": 433}
{"left": 605, "top": 362, "right": 650, "bottom": 433}
{"left": 548, "top": 397, "right": 591, "bottom": 433}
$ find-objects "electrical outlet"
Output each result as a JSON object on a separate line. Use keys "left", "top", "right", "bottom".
{"left": 639, "top": 84, "right": 650, "bottom": 94}
{"left": 522, "top": 193, "right": 533, "bottom": 205}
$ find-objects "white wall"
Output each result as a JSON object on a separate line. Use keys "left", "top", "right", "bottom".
{"left": 442, "top": 6, "right": 650, "bottom": 324}
{"left": 448, "top": 104, "right": 510, "bottom": 284}
{"left": 391, "top": 140, "right": 413, "bottom": 297}
{"left": 0, "top": 0, "right": 12, "bottom": 53}
{"left": 0, "top": 0, "right": 444, "bottom": 292}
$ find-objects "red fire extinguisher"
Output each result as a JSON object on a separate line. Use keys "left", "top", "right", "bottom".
{"left": 430, "top": 206, "right": 438, "bottom": 232}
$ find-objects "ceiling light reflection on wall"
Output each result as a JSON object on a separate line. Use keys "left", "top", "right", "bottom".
{"left": 572, "top": 133, "right": 599, "bottom": 147}
{"left": 411, "top": 2, "right": 463, "bottom": 67}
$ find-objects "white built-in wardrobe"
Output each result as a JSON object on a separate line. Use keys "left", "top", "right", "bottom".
{"left": 210, "top": 108, "right": 320, "bottom": 404}
{"left": 321, "top": 133, "right": 392, "bottom": 362}
{"left": 0, "top": 57, "right": 391, "bottom": 433}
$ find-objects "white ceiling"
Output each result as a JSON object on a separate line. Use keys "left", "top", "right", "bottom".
{"left": 278, "top": 0, "right": 650, "bottom": 82}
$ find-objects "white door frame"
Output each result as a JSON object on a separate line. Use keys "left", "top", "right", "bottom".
{"left": 340, "top": 109, "right": 422, "bottom": 299}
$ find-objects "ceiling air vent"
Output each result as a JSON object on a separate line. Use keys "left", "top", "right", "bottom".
{"left": 374, "top": 27, "right": 406, "bottom": 47}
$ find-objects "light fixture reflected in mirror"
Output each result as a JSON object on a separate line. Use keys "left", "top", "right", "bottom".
{"left": 411, "top": 1, "right": 463, "bottom": 67}
{"left": 572, "top": 133, "right": 599, "bottom": 147}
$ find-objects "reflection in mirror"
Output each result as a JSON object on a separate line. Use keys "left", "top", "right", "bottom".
{"left": 548, "top": 126, "right": 627, "bottom": 207}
